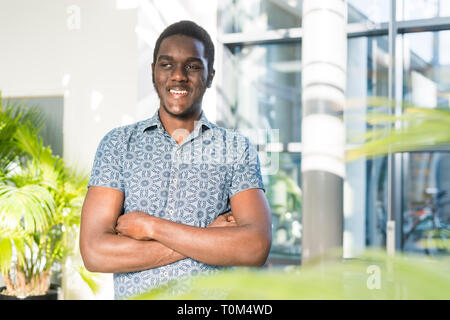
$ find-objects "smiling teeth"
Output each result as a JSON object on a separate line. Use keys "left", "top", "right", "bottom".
{"left": 170, "top": 89, "right": 188, "bottom": 95}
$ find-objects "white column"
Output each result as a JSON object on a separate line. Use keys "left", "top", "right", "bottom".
{"left": 301, "top": 0, "right": 347, "bottom": 264}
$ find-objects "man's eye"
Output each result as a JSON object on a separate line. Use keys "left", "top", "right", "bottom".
{"left": 186, "top": 64, "right": 201, "bottom": 70}
{"left": 160, "top": 63, "right": 172, "bottom": 68}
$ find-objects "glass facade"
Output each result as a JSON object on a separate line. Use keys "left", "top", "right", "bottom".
{"left": 219, "top": 0, "right": 302, "bottom": 33}
{"left": 400, "top": 30, "right": 450, "bottom": 256}
{"left": 403, "top": 30, "right": 450, "bottom": 109}
{"left": 266, "top": 153, "right": 302, "bottom": 258}
{"left": 398, "top": 0, "right": 450, "bottom": 21}
{"left": 402, "top": 152, "right": 450, "bottom": 256}
{"left": 219, "top": 0, "right": 450, "bottom": 263}
{"left": 347, "top": 35, "right": 390, "bottom": 249}
{"left": 229, "top": 42, "right": 302, "bottom": 261}
{"left": 348, "top": 0, "right": 390, "bottom": 24}
{"left": 232, "top": 42, "right": 301, "bottom": 143}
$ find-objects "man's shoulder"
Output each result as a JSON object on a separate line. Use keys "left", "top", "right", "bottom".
{"left": 208, "top": 124, "right": 257, "bottom": 159}
{"left": 99, "top": 119, "right": 151, "bottom": 145}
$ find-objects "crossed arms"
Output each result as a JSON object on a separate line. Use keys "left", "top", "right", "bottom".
{"left": 79, "top": 186, "right": 272, "bottom": 273}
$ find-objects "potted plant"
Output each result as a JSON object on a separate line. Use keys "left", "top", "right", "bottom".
{"left": 0, "top": 94, "right": 97, "bottom": 299}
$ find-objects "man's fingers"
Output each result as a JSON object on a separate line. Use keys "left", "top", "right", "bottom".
{"left": 225, "top": 213, "right": 236, "bottom": 222}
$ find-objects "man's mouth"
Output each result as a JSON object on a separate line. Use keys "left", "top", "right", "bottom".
{"left": 168, "top": 88, "right": 189, "bottom": 97}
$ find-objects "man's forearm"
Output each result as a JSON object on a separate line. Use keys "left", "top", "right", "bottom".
{"left": 148, "top": 218, "right": 270, "bottom": 267}
{"left": 81, "top": 232, "right": 185, "bottom": 273}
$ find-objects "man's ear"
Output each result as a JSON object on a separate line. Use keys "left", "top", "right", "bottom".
{"left": 207, "top": 69, "right": 215, "bottom": 88}
{"left": 151, "top": 63, "right": 155, "bottom": 84}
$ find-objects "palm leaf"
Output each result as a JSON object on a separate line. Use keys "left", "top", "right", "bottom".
{"left": 0, "top": 184, "right": 55, "bottom": 233}
{"left": 0, "top": 95, "right": 45, "bottom": 175}
{"left": 0, "top": 237, "right": 12, "bottom": 275}
{"left": 74, "top": 266, "right": 100, "bottom": 294}
{"left": 347, "top": 106, "right": 450, "bottom": 161}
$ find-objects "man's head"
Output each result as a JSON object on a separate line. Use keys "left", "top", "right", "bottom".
{"left": 152, "top": 21, "right": 215, "bottom": 119}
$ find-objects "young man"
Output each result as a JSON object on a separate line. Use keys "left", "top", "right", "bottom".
{"left": 80, "top": 20, "right": 271, "bottom": 300}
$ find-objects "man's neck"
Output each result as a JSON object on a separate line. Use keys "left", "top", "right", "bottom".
{"left": 158, "top": 107, "right": 202, "bottom": 145}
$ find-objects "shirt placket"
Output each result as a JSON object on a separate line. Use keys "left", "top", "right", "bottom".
{"left": 163, "top": 125, "right": 202, "bottom": 221}
{"left": 166, "top": 141, "right": 184, "bottom": 221}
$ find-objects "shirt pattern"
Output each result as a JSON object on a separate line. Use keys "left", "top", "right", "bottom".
{"left": 88, "top": 110, "right": 265, "bottom": 299}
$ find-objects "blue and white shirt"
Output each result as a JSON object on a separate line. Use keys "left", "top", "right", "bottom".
{"left": 88, "top": 109, "right": 265, "bottom": 299}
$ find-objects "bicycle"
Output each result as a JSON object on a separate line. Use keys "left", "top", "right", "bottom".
{"left": 403, "top": 188, "right": 450, "bottom": 256}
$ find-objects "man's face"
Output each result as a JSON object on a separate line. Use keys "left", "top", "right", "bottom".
{"left": 152, "top": 34, "right": 213, "bottom": 118}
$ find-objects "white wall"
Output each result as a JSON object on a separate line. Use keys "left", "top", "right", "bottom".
{"left": 0, "top": 0, "right": 139, "bottom": 299}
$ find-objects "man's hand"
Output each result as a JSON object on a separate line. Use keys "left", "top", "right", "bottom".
{"left": 116, "top": 211, "right": 237, "bottom": 241}
{"left": 208, "top": 212, "right": 237, "bottom": 228}
{"left": 116, "top": 211, "right": 154, "bottom": 241}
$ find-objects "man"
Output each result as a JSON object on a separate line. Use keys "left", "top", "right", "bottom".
{"left": 80, "top": 20, "right": 272, "bottom": 300}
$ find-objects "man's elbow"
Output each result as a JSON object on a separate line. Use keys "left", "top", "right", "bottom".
{"left": 80, "top": 244, "right": 98, "bottom": 273}
{"left": 249, "top": 235, "right": 272, "bottom": 267}
{"left": 79, "top": 237, "right": 106, "bottom": 273}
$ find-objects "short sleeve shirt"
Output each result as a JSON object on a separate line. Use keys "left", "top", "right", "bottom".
{"left": 88, "top": 110, "right": 265, "bottom": 299}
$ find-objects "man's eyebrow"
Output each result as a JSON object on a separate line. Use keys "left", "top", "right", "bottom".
{"left": 157, "top": 55, "right": 173, "bottom": 61}
{"left": 185, "top": 57, "right": 204, "bottom": 64}
{"left": 157, "top": 55, "right": 205, "bottom": 64}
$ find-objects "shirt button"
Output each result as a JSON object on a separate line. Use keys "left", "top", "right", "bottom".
{"left": 169, "top": 210, "right": 174, "bottom": 215}
{"left": 176, "top": 150, "right": 181, "bottom": 155}
{"left": 164, "top": 272, "right": 168, "bottom": 277}
{"left": 173, "top": 178, "right": 177, "bottom": 183}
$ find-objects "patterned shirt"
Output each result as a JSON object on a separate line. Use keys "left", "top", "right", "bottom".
{"left": 87, "top": 109, "right": 265, "bottom": 299}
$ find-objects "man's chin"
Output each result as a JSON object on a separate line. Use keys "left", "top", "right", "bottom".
{"left": 165, "top": 105, "right": 188, "bottom": 115}
{"left": 162, "top": 104, "right": 198, "bottom": 119}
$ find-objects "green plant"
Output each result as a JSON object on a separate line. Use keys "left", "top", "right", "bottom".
{"left": 134, "top": 249, "right": 450, "bottom": 300}
{"left": 0, "top": 94, "right": 97, "bottom": 297}
{"left": 347, "top": 97, "right": 450, "bottom": 161}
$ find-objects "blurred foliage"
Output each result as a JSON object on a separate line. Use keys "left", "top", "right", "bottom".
{"left": 134, "top": 249, "right": 450, "bottom": 300}
{"left": 0, "top": 93, "right": 97, "bottom": 297}
{"left": 347, "top": 97, "right": 450, "bottom": 161}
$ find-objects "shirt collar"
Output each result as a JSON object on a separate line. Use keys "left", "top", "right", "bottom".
{"left": 142, "top": 111, "right": 162, "bottom": 132}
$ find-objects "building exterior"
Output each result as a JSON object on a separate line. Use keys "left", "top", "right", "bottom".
{"left": 0, "top": 0, "right": 449, "bottom": 299}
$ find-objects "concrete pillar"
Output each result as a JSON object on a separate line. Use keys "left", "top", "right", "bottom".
{"left": 301, "top": 0, "right": 347, "bottom": 264}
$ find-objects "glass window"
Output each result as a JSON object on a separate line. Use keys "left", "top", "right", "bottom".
{"left": 366, "top": 156, "right": 388, "bottom": 248}
{"left": 219, "top": 0, "right": 302, "bottom": 34}
{"left": 232, "top": 42, "right": 302, "bottom": 144}
{"left": 346, "top": 36, "right": 389, "bottom": 250}
{"left": 228, "top": 41, "right": 302, "bottom": 262}
{"left": 401, "top": 30, "right": 450, "bottom": 256}
{"left": 397, "top": 0, "right": 450, "bottom": 21}
{"left": 403, "top": 31, "right": 450, "bottom": 109}
{"left": 265, "top": 153, "right": 302, "bottom": 260}
{"left": 402, "top": 152, "right": 450, "bottom": 256}
{"left": 348, "top": 0, "right": 390, "bottom": 24}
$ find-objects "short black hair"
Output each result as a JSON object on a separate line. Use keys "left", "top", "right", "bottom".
{"left": 153, "top": 20, "right": 215, "bottom": 75}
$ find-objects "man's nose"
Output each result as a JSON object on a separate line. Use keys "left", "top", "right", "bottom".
{"left": 170, "top": 64, "right": 188, "bottom": 82}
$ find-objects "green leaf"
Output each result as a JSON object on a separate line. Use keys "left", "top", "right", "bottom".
{"left": 0, "top": 184, "right": 55, "bottom": 233}
{"left": 0, "top": 237, "right": 12, "bottom": 275}
{"left": 133, "top": 249, "right": 450, "bottom": 300}
{"left": 347, "top": 106, "right": 450, "bottom": 162}
{"left": 74, "top": 266, "right": 100, "bottom": 295}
